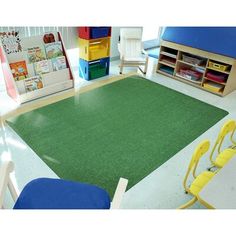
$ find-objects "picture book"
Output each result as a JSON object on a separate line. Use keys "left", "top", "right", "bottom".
{"left": 24, "top": 76, "right": 44, "bottom": 92}
{"left": 51, "top": 56, "right": 67, "bottom": 71}
{"left": 27, "top": 46, "right": 46, "bottom": 63}
{"left": 9, "top": 60, "right": 28, "bottom": 81}
{"left": 34, "top": 60, "right": 50, "bottom": 74}
{"left": 0, "top": 31, "right": 22, "bottom": 54}
{"left": 45, "top": 41, "right": 63, "bottom": 59}
{"left": 43, "top": 33, "right": 55, "bottom": 44}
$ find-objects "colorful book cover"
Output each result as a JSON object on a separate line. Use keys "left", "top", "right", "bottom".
{"left": 45, "top": 41, "right": 63, "bottom": 59}
{"left": 27, "top": 46, "right": 46, "bottom": 63}
{"left": 51, "top": 56, "right": 67, "bottom": 71}
{"left": 0, "top": 31, "right": 22, "bottom": 54}
{"left": 24, "top": 76, "right": 44, "bottom": 92}
{"left": 34, "top": 60, "right": 50, "bottom": 74}
{"left": 9, "top": 61, "right": 28, "bottom": 81}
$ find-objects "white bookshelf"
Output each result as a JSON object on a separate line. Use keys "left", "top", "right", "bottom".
{"left": 0, "top": 31, "right": 75, "bottom": 103}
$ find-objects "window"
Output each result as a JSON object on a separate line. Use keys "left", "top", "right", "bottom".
{"left": 142, "top": 27, "right": 165, "bottom": 49}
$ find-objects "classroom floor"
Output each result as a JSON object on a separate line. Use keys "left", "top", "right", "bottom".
{"left": 1, "top": 48, "right": 236, "bottom": 209}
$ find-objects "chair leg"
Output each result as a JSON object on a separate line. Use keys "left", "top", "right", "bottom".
{"left": 143, "top": 57, "right": 149, "bottom": 74}
{"left": 207, "top": 165, "right": 216, "bottom": 171}
{"left": 229, "top": 144, "right": 236, "bottom": 149}
{"left": 119, "top": 60, "right": 124, "bottom": 74}
{"left": 177, "top": 197, "right": 197, "bottom": 209}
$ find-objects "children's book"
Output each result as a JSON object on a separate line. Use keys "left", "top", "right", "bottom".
{"left": 9, "top": 60, "right": 28, "bottom": 81}
{"left": 45, "top": 41, "right": 63, "bottom": 59}
{"left": 0, "top": 31, "right": 22, "bottom": 54}
{"left": 34, "top": 60, "right": 50, "bottom": 74}
{"left": 24, "top": 76, "right": 44, "bottom": 92}
{"left": 51, "top": 56, "right": 67, "bottom": 71}
{"left": 27, "top": 46, "right": 46, "bottom": 63}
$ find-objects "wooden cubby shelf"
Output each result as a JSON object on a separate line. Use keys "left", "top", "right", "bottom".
{"left": 159, "top": 61, "right": 176, "bottom": 68}
{"left": 156, "top": 41, "right": 236, "bottom": 96}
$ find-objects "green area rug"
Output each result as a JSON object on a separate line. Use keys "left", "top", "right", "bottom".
{"left": 7, "top": 76, "right": 228, "bottom": 197}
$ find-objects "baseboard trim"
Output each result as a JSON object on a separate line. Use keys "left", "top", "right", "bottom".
{"left": 110, "top": 56, "right": 120, "bottom": 62}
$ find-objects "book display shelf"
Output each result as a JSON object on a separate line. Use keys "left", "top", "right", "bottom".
{"left": 78, "top": 27, "right": 111, "bottom": 80}
{"left": 157, "top": 40, "right": 236, "bottom": 96}
{"left": 0, "top": 31, "right": 74, "bottom": 103}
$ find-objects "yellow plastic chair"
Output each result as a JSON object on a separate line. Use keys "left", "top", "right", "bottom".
{"left": 178, "top": 140, "right": 216, "bottom": 209}
{"left": 230, "top": 125, "right": 236, "bottom": 148}
{"left": 209, "top": 120, "right": 236, "bottom": 169}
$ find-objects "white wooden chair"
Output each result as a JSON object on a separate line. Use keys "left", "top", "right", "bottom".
{"left": 118, "top": 28, "right": 149, "bottom": 74}
{"left": 0, "top": 160, "right": 128, "bottom": 209}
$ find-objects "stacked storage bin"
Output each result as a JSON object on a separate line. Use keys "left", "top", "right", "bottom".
{"left": 78, "top": 27, "right": 111, "bottom": 80}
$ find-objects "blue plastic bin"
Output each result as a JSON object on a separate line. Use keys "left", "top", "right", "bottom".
{"left": 79, "top": 57, "right": 110, "bottom": 80}
{"left": 90, "top": 27, "right": 110, "bottom": 39}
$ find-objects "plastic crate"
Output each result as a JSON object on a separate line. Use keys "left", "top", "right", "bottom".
{"left": 79, "top": 38, "right": 110, "bottom": 61}
{"left": 182, "top": 54, "right": 205, "bottom": 65}
{"left": 208, "top": 61, "right": 230, "bottom": 72}
{"left": 79, "top": 57, "right": 110, "bottom": 80}
{"left": 78, "top": 27, "right": 111, "bottom": 39}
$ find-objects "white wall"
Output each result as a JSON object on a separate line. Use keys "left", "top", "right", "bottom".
{"left": 0, "top": 27, "right": 78, "bottom": 49}
{"left": 110, "top": 27, "right": 121, "bottom": 59}
{"left": 0, "top": 27, "right": 146, "bottom": 59}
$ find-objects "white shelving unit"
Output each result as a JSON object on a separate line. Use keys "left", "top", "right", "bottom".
{"left": 0, "top": 31, "right": 75, "bottom": 103}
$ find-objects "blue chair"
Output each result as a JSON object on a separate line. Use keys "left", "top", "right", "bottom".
{"left": 0, "top": 160, "right": 128, "bottom": 209}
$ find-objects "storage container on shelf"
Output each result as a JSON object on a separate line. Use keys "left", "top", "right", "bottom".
{"left": 182, "top": 54, "right": 205, "bottom": 65}
{"left": 79, "top": 57, "right": 110, "bottom": 80}
{"left": 208, "top": 61, "right": 230, "bottom": 72}
{"left": 78, "top": 27, "right": 111, "bottom": 40}
{"left": 79, "top": 37, "right": 110, "bottom": 61}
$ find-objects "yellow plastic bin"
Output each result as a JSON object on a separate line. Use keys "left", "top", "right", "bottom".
{"left": 79, "top": 38, "right": 110, "bottom": 61}
{"left": 208, "top": 61, "right": 230, "bottom": 72}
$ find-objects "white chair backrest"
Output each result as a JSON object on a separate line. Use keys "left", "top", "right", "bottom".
{"left": 120, "top": 28, "right": 143, "bottom": 58}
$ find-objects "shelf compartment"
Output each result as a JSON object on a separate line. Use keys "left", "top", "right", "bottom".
{"left": 177, "top": 60, "right": 206, "bottom": 71}
{"left": 159, "top": 60, "right": 175, "bottom": 68}
{"left": 202, "top": 81, "right": 224, "bottom": 93}
{"left": 79, "top": 37, "right": 110, "bottom": 61}
{"left": 175, "top": 73, "right": 202, "bottom": 85}
{"left": 176, "top": 62, "right": 204, "bottom": 82}
{"left": 160, "top": 51, "right": 177, "bottom": 59}
{"left": 181, "top": 53, "right": 207, "bottom": 66}
{"left": 160, "top": 46, "right": 178, "bottom": 58}
{"left": 208, "top": 60, "right": 231, "bottom": 73}
{"left": 158, "top": 65, "right": 174, "bottom": 75}
{"left": 159, "top": 54, "right": 176, "bottom": 65}
{"left": 203, "top": 77, "right": 226, "bottom": 85}
{"left": 205, "top": 71, "right": 228, "bottom": 84}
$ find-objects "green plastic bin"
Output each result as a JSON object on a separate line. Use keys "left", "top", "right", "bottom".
{"left": 89, "top": 63, "right": 107, "bottom": 79}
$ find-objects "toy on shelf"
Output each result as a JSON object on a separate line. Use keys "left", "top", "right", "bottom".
{"left": 78, "top": 27, "right": 111, "bottom": 80}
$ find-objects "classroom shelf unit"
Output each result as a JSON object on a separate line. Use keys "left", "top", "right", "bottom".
{"left": 156, "top": 40, "right": 236, "bottom": 96}
{"left": 0, "top": 31, "right": 75, "bottom": 103}
{"left": 78, "top": 27, "right": 111, "bottom": 81}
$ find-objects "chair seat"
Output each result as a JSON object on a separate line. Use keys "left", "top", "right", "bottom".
{"left": 13, "top": 178, "right": 111, "bottom": 209}
{"left": 189, "top": 171, "right": 215, "bottom": 196}
{"left": 215, "top": 148, "right": 236, "bottom": 168}
{"left": 123, "top": 56, "right": 147, "bottom": 62}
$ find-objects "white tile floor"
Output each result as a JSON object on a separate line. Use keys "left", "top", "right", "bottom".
{"left": 1, "top": 48, "right": 236, "bottom": 209}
